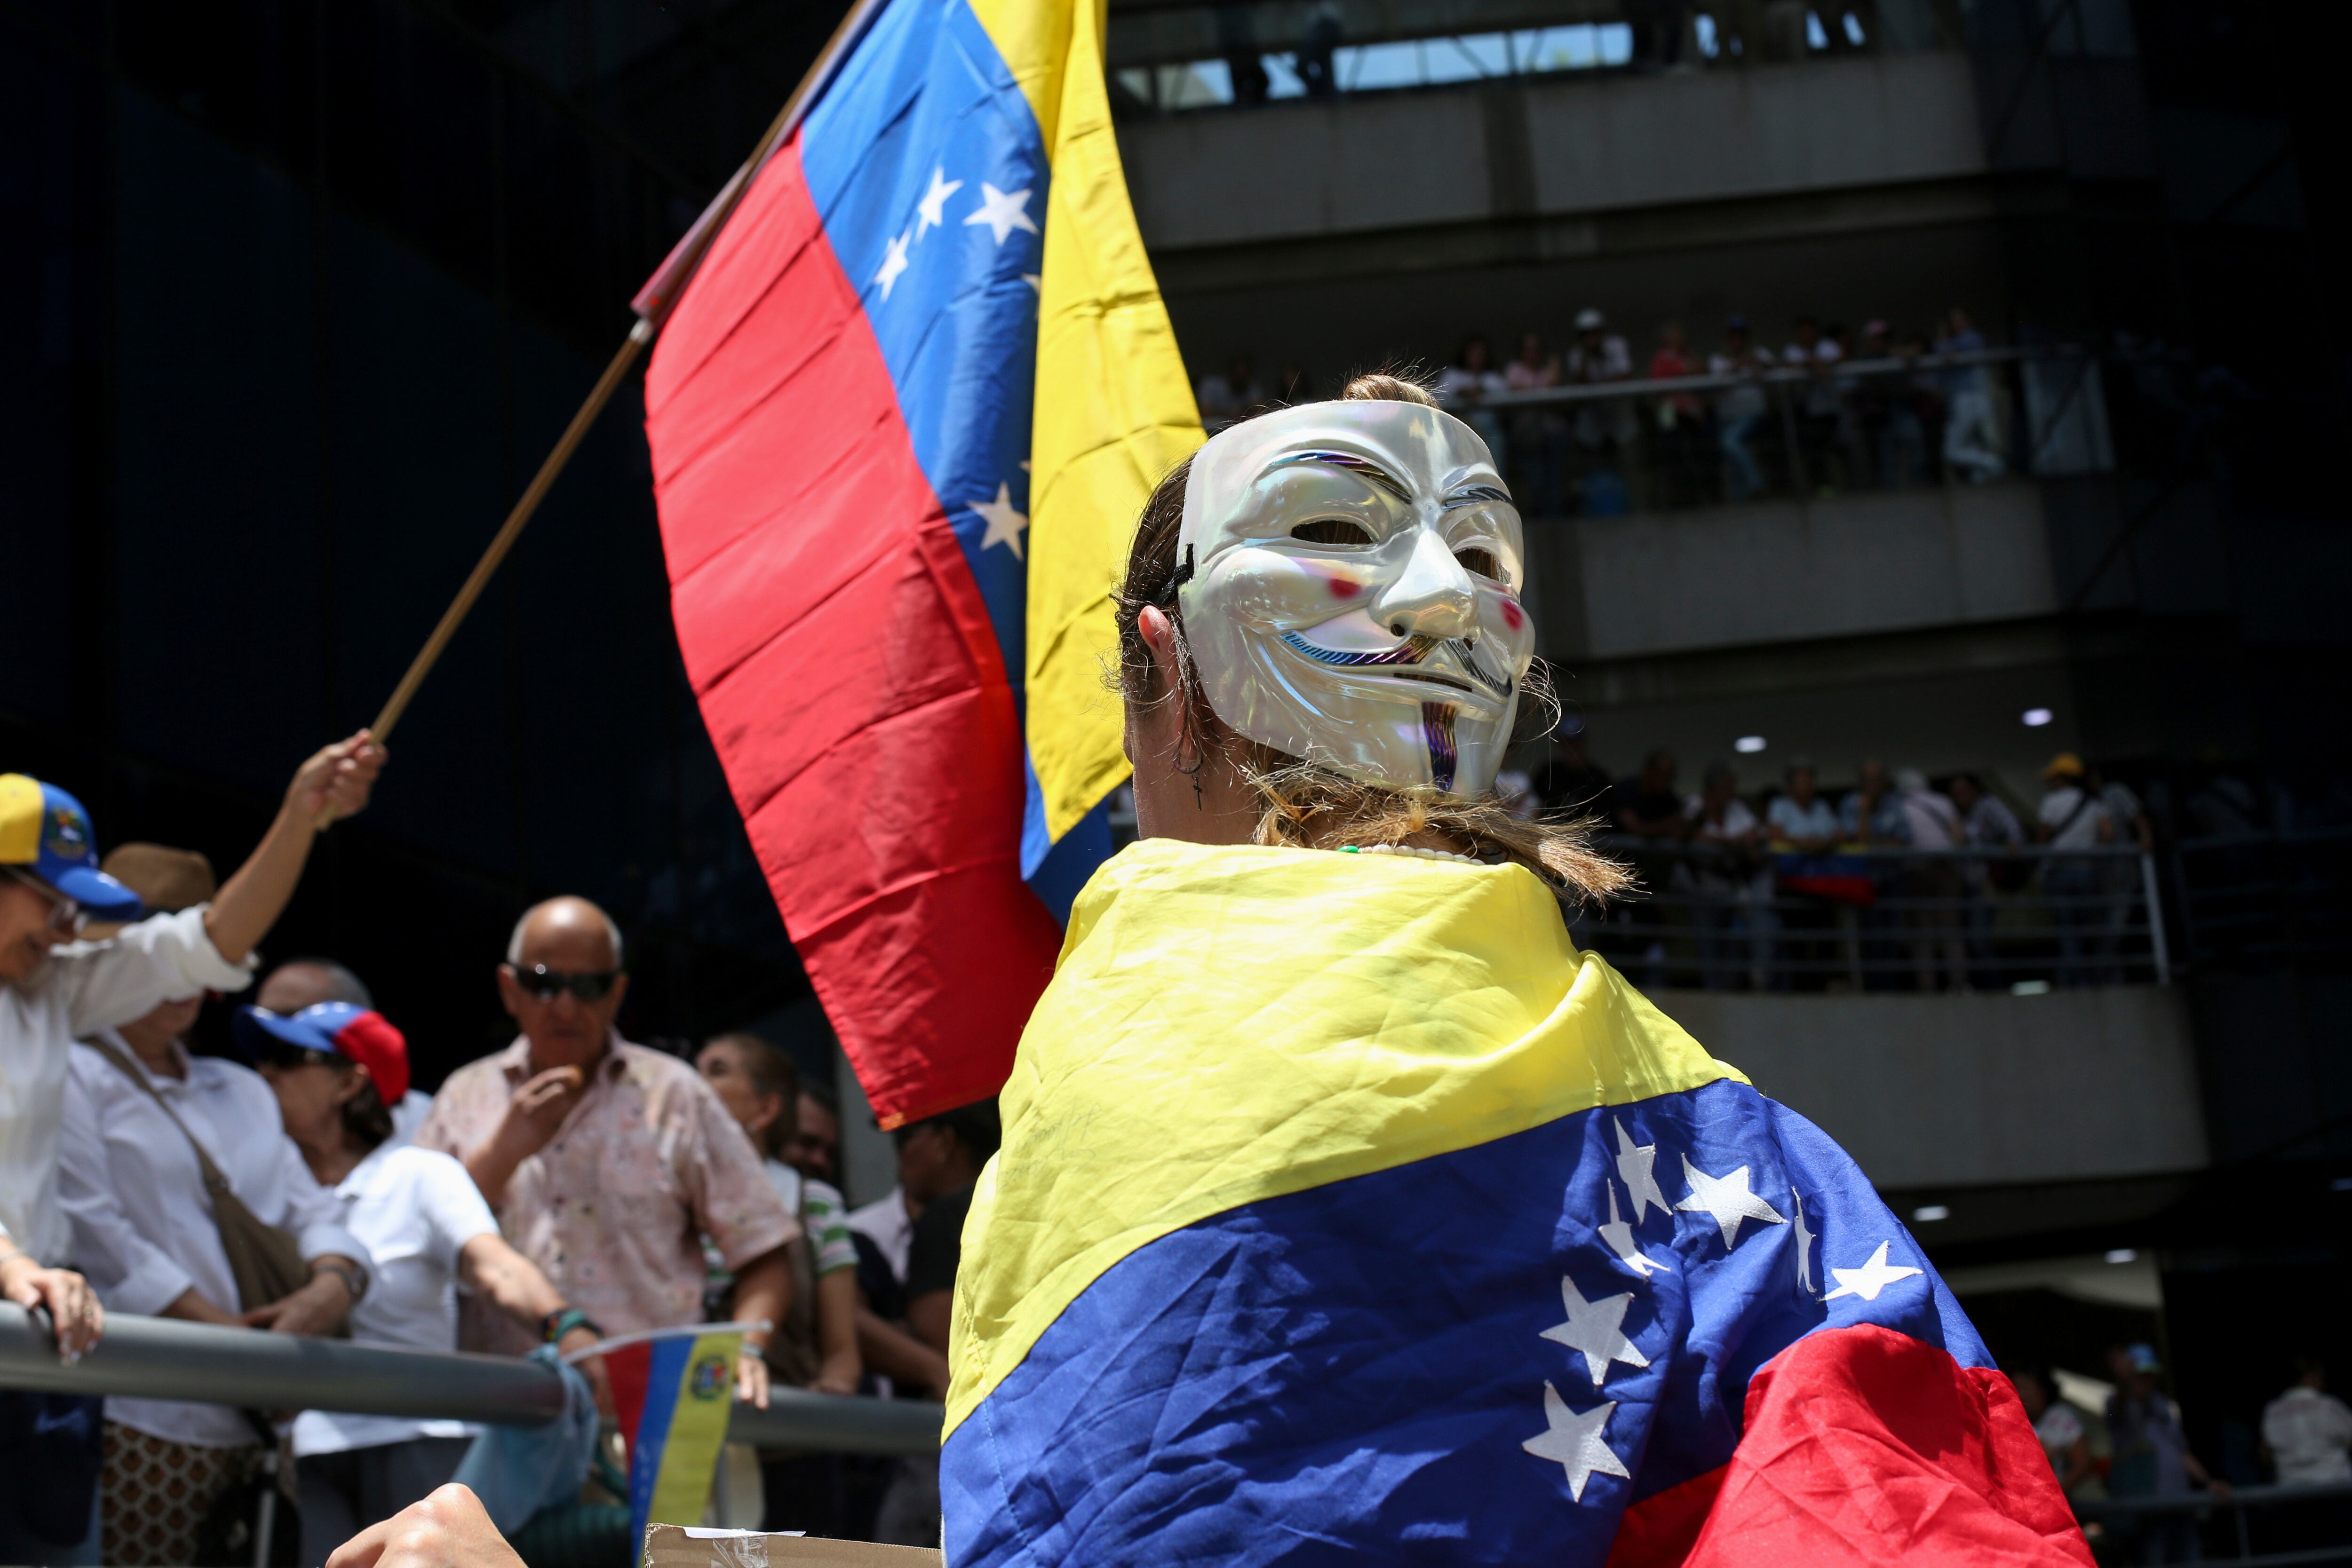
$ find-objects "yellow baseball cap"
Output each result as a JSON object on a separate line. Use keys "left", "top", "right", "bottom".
{"left": 0, "top": 774, "right": 145, "bottom": 920}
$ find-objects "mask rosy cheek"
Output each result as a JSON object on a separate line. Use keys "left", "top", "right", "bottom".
{"left": 1209, "top": 549, "right": 1373, "bottom": 628}
{"left": 1499, "top": 598, "right": 1525, "bottom": 631}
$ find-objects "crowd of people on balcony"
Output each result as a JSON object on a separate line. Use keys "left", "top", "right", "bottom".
{"left": 1497, "top": 721, "right": 2156, "bottom": 992}
{"left": 0, "top": 744, "right": 973, "bottom": 1566}
{"left": 1196, "top": 305, "right": 2016, "bottom": 518}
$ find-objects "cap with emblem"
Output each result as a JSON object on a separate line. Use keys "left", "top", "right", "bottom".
{"left": 0, "top": 774, "right": 144, "bottom": 921}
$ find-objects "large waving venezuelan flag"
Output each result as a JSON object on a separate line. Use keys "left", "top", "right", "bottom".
{"left": 941, "top": 841, "right": 2093, "bottom": 1566}
{"left": 643, "top": 0, "right": 1199, "bottom": 1125}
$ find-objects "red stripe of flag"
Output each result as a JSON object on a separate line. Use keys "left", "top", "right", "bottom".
{"left": 644, "top": 136, "right": 1062, "bottom": 1126}
{"left": 1608, "top": 1325, "right": 2093, "bottom": 1567}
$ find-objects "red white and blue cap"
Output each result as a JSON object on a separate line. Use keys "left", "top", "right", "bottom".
{"left": 233, "top": 1001, "right": 410, "bottom": 1105}
{"left": 0, "top": 774, "right": 144, "bottom": 921}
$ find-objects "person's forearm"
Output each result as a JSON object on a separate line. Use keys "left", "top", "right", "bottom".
{"left": 463, "top": 1141, "right": 526, "bottom": 1211}
{"left": 163, "top": 1286, "right": 246, "bottom": 1326}
{"left": 855, "top": 1306, "right": 950, "bottom": 1397}
{"left": 729, "top": 1249, "right": 792, "bottom": 1354}
{"left": 461, "top": 1235, "right": 564, "bottom": 1327}
{"left": 907, "top": 1289, "right": 952, "bottom": 1357}
{"left": 815, "top": 1269, "right": 860, "bottom": 1382}
{"left": 204, "top": 801, "right": 317, "bottom": 966}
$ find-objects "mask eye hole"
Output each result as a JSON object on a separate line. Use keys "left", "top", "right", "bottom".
{"left": 1454, "top": 546, "right": 1502, "bottom": 579}
{"left": 1291, "top": 518, "right": 1374, "bottom": 546}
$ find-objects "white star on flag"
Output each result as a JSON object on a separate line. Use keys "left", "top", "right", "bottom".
{"left": 1597, "top": 1181, "right": 1671, "bottom": 1279}
{"left": 963, "top": 182, "right": 1039, "bottom": 246}
{"left": 914, "top": 166, "right": 963, "bottom": 240}
{"left": 1540, "top": 1275, "right": 1651, "bottom": 1387}
{"left": 971, "top": 483, "right": 1029, "bottom": 559}
{"left": 1614, "top": 1119, "right": 1671, "bottom": 1224}
{"left": 1675, "top": 1155, "right": 1786, "bottom": 1251}
{"left": 1823, "top": 1241, "right": 1923, "bottom": 1303}
{"left": 1522, "top": 1384, "right": 1631, "bottom": 1502}
{"left": 1791, "top": 1188, "right": 1816, "bottom": 1295}
{"left": 873, "top": 229, "right": 912, "bottom": 300}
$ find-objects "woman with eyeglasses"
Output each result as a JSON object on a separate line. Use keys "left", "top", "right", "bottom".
{"left": 242, "top": 1001, "right": 612, "bottom": 1568}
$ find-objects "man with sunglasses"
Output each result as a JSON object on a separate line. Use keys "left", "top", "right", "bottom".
{"left": 413, "top": 897, "right": 799, "bottom": 1408}
{"left": 0, "top": 736, "right": 381, "bottom": 1564}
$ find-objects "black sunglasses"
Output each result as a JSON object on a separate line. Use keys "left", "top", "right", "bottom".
{"left": 512, "top": 965, "right": 621, "bottom": 1003}
{"left": 254, "top": 1039, "right": 341, "bottom": 1072}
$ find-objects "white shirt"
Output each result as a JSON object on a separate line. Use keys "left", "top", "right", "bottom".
{"left": 0, "top": 905, "right": 255, "bottom": 1263}
{"left": 386, "top": 1089, "right": 435, "bottom": 1149}
{"left": 2035, "top": 1400, "right": 2085, "bottom": 1469}
{"left": 293, "top": 1144, "right": 498, "bottom": 1457}
{"left": 1901, "top": 789, "right": 1963, "bottom": 851}
{"left": 2263, "top": 1386, "right": 2352, "bottom": 1486}
{"left": 2039, "top": 786, "right": 2112, "bottom": 850}
{"left": 846, "top": 1188, "right": 916, "bottom": 1285}
{"left": 58, "top": 1037, "right": 369, "bottom": 1447}
{"left": 1434, "top": 366, "right": 1507, "bottom": 404}
{"left": 1684, "top": 797, "right": 1759, "bottom": 842}
{"left": 1767, "top": 795, "right": 1839, "bottom": 844}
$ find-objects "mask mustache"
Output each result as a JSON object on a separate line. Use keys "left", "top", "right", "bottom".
{"left": 1279, "top": 630, "right": 1515, "bottom": 699}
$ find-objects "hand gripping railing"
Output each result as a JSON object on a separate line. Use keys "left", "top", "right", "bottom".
{"left": 0, "top": 1302, "right": 942, "bottom": 1456}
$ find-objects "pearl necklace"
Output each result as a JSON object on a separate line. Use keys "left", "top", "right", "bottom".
{"left": 1341, "top": 842, "right": 1482, "bottom": 865}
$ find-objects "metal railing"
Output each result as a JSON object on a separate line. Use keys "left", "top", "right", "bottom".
{"left": 1109, "top": 0, "right": 1964, "bottom": 111}
{"left": 2173, "top": 824, "right": 2352, "bottom": 972}
{"left": 1421, "top": 343, "right": 2112, "bottom": 518}
{"left": 1575, "top": 839, "right": 2168, "bottom": 992}
{"left": 0, "top": 1303, "right": 942, "bottom": 1457}
{"left": 2076, "top": 1479, "right": 2352, "bottom": 1564}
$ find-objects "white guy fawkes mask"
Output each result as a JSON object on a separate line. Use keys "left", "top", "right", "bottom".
{"left": 1175, "top": 399, "right": 1535, "bottom": 796}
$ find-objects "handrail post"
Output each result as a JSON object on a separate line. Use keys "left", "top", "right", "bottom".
{"left": 2140, "top": 850, "right": 2171, "bottom": 985}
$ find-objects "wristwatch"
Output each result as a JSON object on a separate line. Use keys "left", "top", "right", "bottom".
{"left": 312, "top": 1259, "right": 369, "bottom": 1305}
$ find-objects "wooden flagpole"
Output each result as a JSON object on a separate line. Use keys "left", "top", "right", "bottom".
{"left": 349, "top": 0, "right": 889, "bottom": 762}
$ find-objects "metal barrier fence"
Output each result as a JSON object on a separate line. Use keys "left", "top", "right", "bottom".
{"left": 1575, "top": 839, "right": 2167, "bottom": 992}
{"left": 1108, "top": 0, "right": 1966, "bottom": 111}
{"left": 2173, "top": 824, "right": 2352, "bottom": 972}
{"left": 2077, "top": 1480, "right": 2352, "bottom": 1565}
{"left": 1426, "top": 344, "right": 2113, "bottom": 519}
{"left": 0, "top": 1302, "right": 943, "bottom": 1457}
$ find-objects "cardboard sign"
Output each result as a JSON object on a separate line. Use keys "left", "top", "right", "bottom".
{"left": 643, "top": 1522, "right": 943, "bottom": 1568}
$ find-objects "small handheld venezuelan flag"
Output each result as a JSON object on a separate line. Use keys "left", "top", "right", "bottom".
{"left": 571, "top": 1323, "right": 751, "bottom": 1547}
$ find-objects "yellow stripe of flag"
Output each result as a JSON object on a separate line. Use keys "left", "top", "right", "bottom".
{"left": 942, "top": 839, "right": 1745, "bottom": 1438}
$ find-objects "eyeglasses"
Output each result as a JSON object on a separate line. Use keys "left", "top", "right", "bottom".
{"left": 511, "top": 965, "right": 621, "bottom": 1003}
{"left": 2, "top": 866, "right": 85, "bottom": 936}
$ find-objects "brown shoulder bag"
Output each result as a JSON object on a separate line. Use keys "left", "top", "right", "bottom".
{"left": 84, "top": 1036, "right": 313, "bottom": 1312}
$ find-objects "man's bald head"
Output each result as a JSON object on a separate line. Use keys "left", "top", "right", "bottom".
{"left": 499, "top": 896, "right": 629, "bottom": 1071}
{"left": 506, "top": 897, "right": 624, "bottom": 972}
{"left": 256, "top": 957, "right": 373, "bottom": 1014}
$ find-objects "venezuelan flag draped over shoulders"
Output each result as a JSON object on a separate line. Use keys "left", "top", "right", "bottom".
{"left": 942, "top": 841, "right": 2092, "bottom": 1566}
{"left": 643, "top": 0, "right": 1198, "bottom": 1125}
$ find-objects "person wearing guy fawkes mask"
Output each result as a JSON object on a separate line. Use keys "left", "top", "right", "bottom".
{"left": 927, "top": 376, "right": 2090, "bottom": 1565}
{"left": 335, "top": 381, "right": 2090, "bottom": 1568}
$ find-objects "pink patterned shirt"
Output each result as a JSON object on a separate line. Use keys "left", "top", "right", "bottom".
{"left": 414, "top": 1034, "right": 798, "bottom": 1355}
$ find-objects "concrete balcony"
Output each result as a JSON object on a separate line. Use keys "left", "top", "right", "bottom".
{"left": 1530, "top": 479, "right": 2060, "bottom": 664}
{"left": 1118, "top": 51, "right": 1989, "bottom": 255}
{"left": 1655, "top": 986, "right": 2208, "bottom": 1199}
